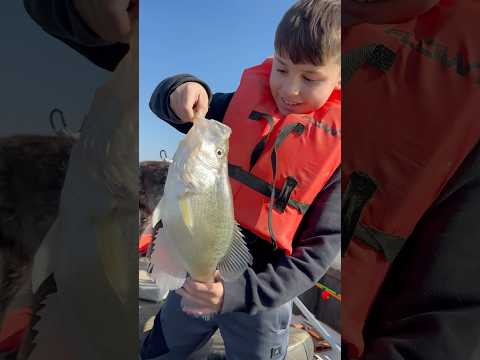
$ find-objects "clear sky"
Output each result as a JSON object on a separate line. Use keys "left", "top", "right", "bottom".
{"left": 140, "top": 0, "right": 295, "bottom": 161}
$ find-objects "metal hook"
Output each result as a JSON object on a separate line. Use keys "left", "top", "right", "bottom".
{"left": 49, "top": 108, "right": 81, "bottom": 139}
{"left": 49, "top": 108, "right": 67, "bottom": 133}
{"left": 159, "top": 150, "right": 168, "bottom": 161}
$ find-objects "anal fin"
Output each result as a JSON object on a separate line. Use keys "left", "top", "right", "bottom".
{"left": 150, "top": 227, "right": 187, "bottom": 292}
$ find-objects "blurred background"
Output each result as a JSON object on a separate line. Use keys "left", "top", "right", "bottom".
{"left": 2, "top": 1, "right": 108, "bottom": 137}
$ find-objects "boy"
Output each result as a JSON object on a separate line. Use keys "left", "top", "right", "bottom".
{"left": 141, "top": 1, "right": 341, "bottom": 359}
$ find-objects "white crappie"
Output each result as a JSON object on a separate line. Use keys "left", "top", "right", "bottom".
{"left": 150, "top": 117, "right": 252, "bottom": 295}
{"left": 27, "top": 21, "right": 139, "bottom": 360}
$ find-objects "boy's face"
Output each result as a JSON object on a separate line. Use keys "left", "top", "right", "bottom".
{"left": 269, "top": 54, "right": 340, "bottom": 116}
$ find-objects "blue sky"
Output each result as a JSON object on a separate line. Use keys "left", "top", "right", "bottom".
{"left": 140, "top": 0, "right": 295, "bottom": 161}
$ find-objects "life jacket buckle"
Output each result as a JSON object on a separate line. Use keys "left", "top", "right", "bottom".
{"left": 274, "top": 176, "right": 298, "bottom": 213}
{"left": 293, "top": 123, "right": 305, "bottom": 135}
{"left": 366, "top": 44, "right": 396, "bottom": 72}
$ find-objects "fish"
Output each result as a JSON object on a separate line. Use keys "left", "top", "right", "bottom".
{"left": 26, "top": 20, "right": 139, "bottom": 360}
{"left": 150, "top": 117, "right": 252, "bottom": 308}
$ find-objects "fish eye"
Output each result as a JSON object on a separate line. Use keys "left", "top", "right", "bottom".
{"left": 216, "top": 148, "right": 224, "bottom": 157}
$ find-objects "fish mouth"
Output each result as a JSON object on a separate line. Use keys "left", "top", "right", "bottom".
{"left": 196, "top": 117, "right": 232, "bottom": 140}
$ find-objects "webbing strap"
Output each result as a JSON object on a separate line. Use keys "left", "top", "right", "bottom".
{"left": 341, "top": 171, "right": 377, "bottom": 257}
{"left": 354, "top": 223, "right": 407, "bottom": 262}
{"left": 341, "top": 172, "right": 408, "bottom": 262}
{"left": 342, "top": 43, "right": 396, "bottom": 87}
{"left": 248, "top": 111, "right": 274, "bottom": 171}
{"left": 268, "top": 123, "right": 306, "bottom": 249}
{"left": 228, "top": 164, "right": 310, "bottom": 214}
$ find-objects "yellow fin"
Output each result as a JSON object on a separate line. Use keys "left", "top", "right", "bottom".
{"left": 178, "top": 196, "right": 194, "bottom": 232}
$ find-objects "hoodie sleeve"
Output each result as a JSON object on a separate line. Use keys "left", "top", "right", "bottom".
{"left": 23, "top": 0, "right": 128, "bottom": 71}
{"left": 149, "top": 74, "right": 234, "bottom": 133}
{"left": 221, "top": 167, "right": 341, "bottom": 314}
{"left": 360, "top": 143, "right": 480, "bottom": 360}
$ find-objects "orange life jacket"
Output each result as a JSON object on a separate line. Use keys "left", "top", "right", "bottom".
{"left": 0, "top": 307, "right": 32, "bottom": 353}
{"left": 223, "top": 58, "right": 341, "bottom": 255}
{"left": 342, "top": 1, "right": 480, "bottom": 358}
{"left": 138, "top": 225, "right": 153, "bottom": 255}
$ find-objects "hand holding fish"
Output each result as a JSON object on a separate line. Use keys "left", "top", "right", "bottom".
{"left": 170, "top": 82, "right": 209, "bottom": 123}
{"left": 176, "top": 272, "right": 225, "bottom": 316}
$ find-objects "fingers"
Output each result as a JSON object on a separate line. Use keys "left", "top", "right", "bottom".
{"left": 175, "top": 288, "right": 212, "bottom": 307}
{"left": 176, "top": 278, "right": 222, "bottom": 301}
{"left": 170, "top": 83, "right": 209, "bottom": 123}
{"left": 176, "top": 287, "right": 220, "bottom": 316}
{"left": 183, "top": 305, "right": 215, "bottom": 316}
{"left": 183, "top": 280, "right": 222, "bottom": 304}
{"left": 193, "top": 89, "right": 209, "bottom": 121}
{"left": 176, "top": 277, "right": 224, "bottom": 315}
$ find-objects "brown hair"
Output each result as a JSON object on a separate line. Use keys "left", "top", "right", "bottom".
{"left": 274, "top": 0, "right": 341, "bottom": 65}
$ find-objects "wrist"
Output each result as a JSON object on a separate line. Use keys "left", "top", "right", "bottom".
{"left": 220, "top": 276, "right": 248, "bottom": 314}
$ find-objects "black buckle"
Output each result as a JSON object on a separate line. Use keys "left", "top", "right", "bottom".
{"left": 367, "top": 44, "right": 396, "bottom": 72}
{"left": 274, "top": 176, "right": 298, "bottom": 213}
{"left": 341, "top": 171, "right": 377, "bottom": 256}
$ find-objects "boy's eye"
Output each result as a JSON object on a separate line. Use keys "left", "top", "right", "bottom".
{"left": 276, "top": 69, "right": 287, "bottom": 74}
{"left": 303, "top": 76, "right": 322, "bottom": 83}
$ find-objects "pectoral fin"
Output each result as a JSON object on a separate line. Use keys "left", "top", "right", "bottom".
{"left": 178, "top": 196, "right": 194, "bottom": 233}
{"left": 218, "top": 223, "right": 252, "bottom": 281}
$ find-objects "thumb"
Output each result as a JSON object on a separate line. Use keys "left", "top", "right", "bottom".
{"left": 193, "top": 91, "right": 209, "bottom": 121}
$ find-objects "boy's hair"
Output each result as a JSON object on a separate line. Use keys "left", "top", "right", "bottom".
{"left": 274, "top": 0, "right": 340, "bottom": 65}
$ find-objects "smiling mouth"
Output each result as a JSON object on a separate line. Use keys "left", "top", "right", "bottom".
{"left": 281, "top": 97, "right": 302, "bottom": 107}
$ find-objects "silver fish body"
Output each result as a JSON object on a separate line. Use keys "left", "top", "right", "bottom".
{"left": 151, "top": 117, "right": 251, "bottom": 291}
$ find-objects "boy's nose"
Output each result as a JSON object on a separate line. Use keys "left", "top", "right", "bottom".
{"left": 283, "top": 81, "right": 301, "bottom": 97}
{"left": 287, "top": 88, "right": 300, "bottom": 96}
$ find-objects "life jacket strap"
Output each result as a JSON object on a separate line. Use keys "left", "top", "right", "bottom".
{"left": 341, "top": 171, "right": 407, "bottom": 261}
{"left": 268, "top": 122, "right": 307, "bottom": 250}
{"left": 248, "top": 111, "right": 275, "bottom": 171}
{"left": 228, "top": 164, "right": 310, "bottom": 215}
{"left": 342, "top": 43, "right": 396, "bottom": 87}
{"left": 341, "top": 171, "right": 377, "bottom": 256}
{"left": 354, "top": 223, "right": 407, "bottom": 262}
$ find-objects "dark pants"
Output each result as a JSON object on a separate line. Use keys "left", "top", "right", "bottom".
{"left": 140, "top": 292, "right": 292, "bottom": 360}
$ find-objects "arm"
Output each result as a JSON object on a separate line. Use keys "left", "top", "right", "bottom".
{"left": 362, "top": 143, "right": 480, "bottom": 359}
{"left": 221, "top": 167, "right": 341, "bottom": 314}
{"left": 23, "top": 0, "right": 129, "bottom": 71}
{"left": 149, "top": 74, "right": 234, "bottom": 132}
